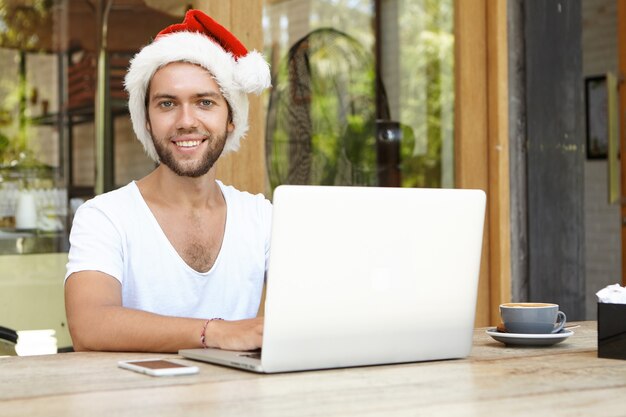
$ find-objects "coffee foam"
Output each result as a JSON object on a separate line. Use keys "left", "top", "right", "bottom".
{"left": 501, "top": 303, "right": 556, "bottom": 308}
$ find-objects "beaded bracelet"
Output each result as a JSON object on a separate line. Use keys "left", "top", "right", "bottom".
{"left": 200, "top": 318, "right": 223, "bottom": 348}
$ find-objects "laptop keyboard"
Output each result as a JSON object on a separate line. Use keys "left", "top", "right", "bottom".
{"left": 240, "top": 349, "right": 262, "bottom": 360}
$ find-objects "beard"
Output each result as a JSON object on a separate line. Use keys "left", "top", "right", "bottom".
{"left": 152, "top": 129, "right": 228, "bottom": 178}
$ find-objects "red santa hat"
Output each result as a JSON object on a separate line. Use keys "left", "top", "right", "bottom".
{"left": 125, "top": 9, "right": 271, "bottom": 162}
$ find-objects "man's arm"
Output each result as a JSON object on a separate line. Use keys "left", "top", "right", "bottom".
{"left": 65, "top": 271, "right": 263, "bottom": 352}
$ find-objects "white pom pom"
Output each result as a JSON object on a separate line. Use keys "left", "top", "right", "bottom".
{"left": 234, "top": 50, "right": 271, "bottom": 95}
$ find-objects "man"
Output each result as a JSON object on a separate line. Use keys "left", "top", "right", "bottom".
{"left": 64, "top": 10, "right": 272, "bottom": 353}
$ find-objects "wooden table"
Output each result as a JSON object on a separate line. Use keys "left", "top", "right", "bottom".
{"left": 1, "top": 321, "right": 624, "bottom": 417}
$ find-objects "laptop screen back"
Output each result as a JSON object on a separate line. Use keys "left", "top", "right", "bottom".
{"left": 261, "top": 185, "right": 486, "bottom": 373}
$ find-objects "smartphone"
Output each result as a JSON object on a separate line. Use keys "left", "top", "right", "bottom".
{"left": 118, "top": 359, "right": 199, "bottom": 377}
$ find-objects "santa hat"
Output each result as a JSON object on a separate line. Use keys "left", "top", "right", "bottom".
{"left": 125, "top": 9, "right": 271, "bottom": 162}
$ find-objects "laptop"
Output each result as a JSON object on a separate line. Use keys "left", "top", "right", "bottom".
{"left": 180, "top": 185, "right": 486, "bottom": 373}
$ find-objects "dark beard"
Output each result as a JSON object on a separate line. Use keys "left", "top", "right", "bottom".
{"left": 153, "top": 130, "right": 227, "bottom": 178}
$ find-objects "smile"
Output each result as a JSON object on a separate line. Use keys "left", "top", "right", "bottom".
{"left": 175, "top": 140, "right": 204, "bottom": 148}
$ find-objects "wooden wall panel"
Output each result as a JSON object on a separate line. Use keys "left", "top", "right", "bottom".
{"left": 194, "top": 0, "right": 267, "bottom": 195}
{"left": 455, "top": 0, "right": 511, "bottom": 326}
{"left": 486, "top": 0, "right": 512, "bottom": 326}
{"left": 455, "top": 0, "right": 490, "bottom": 326}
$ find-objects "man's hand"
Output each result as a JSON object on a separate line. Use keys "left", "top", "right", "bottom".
{"left": 206, "top": 317, "right": 264, "bottom": 351}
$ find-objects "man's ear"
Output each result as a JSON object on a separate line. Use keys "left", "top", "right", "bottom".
{"left": 227, "top": 121, "right": 235, "bottom": 134}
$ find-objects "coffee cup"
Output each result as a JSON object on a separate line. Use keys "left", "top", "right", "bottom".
{"left": 499, "top": 303, "right": 566, "bottom": 334}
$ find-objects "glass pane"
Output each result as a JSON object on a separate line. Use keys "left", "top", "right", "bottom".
{"left": 264, "top": 0, "right": 377, "bottom": 190}
{"left": 263, "top": 0, "right": 454, "bottom": 191}
{"left": 0, "top": 1, "right": 67, "bottom": 237}
{"left": 0, "top": 0, "right": 178, "bottom": 252}
{"left": 384, "top": 0, "right": 454, "bottom": 188}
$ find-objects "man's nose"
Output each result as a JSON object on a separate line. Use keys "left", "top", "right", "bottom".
{"left": 176, "top": 104, "right": 198, "bottom": 129}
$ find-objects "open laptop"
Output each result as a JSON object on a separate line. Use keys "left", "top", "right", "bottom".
{"left": 180, "top": 185, "right": 486, "bottom": 373}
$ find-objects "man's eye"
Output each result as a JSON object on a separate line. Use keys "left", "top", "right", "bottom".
{"left": 200, "top": 99, "right": 214, "bottom": 107}
{"left": 159, "top": 101, "right": 173, "bottom": 108}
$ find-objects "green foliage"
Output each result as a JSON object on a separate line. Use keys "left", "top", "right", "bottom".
{"left": 0, "top": 59, "right": 33, "bottom": 167}
{"left": 0, "top": 0, "right": 50, "bottom": 50}
{"left": 396, "top": 0, "right": 455, "bottom": 188}
{"left": 0, "top": 1, "right": 51, "bottom": 170}
{"left": 0, "top": 130, "right": 9, "bottom": 155}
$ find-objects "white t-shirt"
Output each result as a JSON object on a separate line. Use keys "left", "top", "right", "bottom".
{"left": 65, "top": 180, "right": 272, "bottom": 320}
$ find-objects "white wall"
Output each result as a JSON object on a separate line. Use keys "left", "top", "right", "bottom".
{"left": 581, "top": 0, "right": 622, "bottom": 319}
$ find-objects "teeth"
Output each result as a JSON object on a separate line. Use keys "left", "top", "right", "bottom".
{"left": 176, "top": 140, "right": 201, "bottom": 148}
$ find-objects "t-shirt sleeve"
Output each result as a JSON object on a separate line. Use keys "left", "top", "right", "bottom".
{"left": 65, "top": 204, "right": 124, "bottom": 284}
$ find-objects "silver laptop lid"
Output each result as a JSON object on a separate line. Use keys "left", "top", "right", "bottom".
{"left": 261, "top": 185, "right": 486, "bottom": 373}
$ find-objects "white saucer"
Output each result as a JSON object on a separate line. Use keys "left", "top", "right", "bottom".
{"left": 486, "top": 328, "right": 574, "bottom": 346}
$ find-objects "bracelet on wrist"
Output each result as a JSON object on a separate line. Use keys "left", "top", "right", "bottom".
{"left": 200, "top": 318, "right": 224, "bottom": 348}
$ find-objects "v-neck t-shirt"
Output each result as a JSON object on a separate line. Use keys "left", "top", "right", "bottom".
{"left": 65, "top": 180, "right": 272, "bottom": 320}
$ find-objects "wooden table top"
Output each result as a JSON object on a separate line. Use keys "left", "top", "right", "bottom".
{"left": 1, "top": 321, "right": 624, "bottom": 417}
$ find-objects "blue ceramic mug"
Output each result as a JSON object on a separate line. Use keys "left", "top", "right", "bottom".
{"left": 500, "top": 303, "right": 567, "bottom": 334}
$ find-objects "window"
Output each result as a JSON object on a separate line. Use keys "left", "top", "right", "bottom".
{"left": 263, "top": 0, "right": 454, "bottom": 191}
